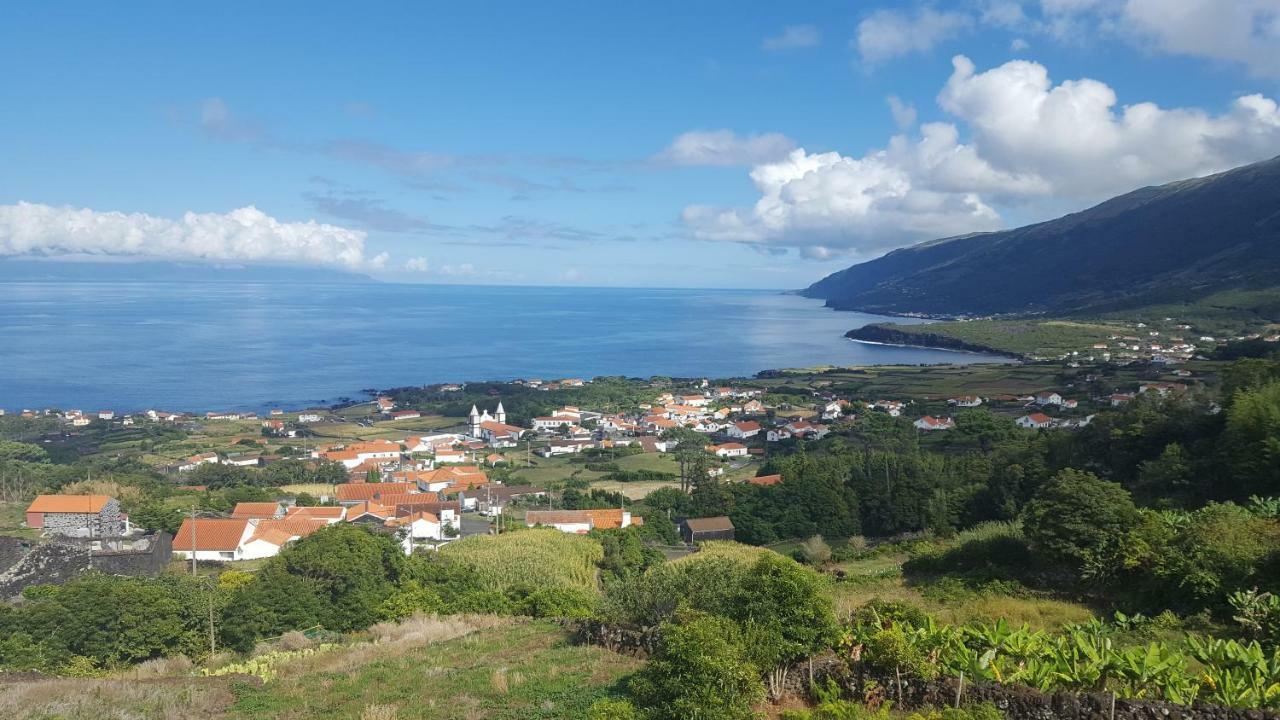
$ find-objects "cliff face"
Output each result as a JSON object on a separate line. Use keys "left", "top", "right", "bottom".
{"left": 845, "top": 324, "right": 1021, "bottom": 358}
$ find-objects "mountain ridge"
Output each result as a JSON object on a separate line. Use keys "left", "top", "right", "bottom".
{"left": 801, "top": 155, "right": 1280, "bottom": 317}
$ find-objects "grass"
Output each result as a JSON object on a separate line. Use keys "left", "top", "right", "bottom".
{"left": 278, "top": 483, "right": 337, "bottom": 498}
{"left": 0, "top": 501, "right": 40, "bottom": 540}
{"left": 229, "top": 620, "right": 640, "bottom": 720}
{"left": 828, "top": 544, "right": 1096, "bottom": 632}
{"left": 440, "top": 529, "right": 604, "bottom": 593}
{"left": 0, "top": 617, "right": 640, "bottom": 720}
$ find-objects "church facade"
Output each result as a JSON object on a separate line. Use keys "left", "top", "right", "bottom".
{"left": 468, "top": 403, "right": 525, "bottom": 447}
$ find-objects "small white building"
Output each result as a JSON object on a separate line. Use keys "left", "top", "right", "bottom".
{"left": 1016, "top": 413, "right": 1055, "bottom": 429}
{"left": 726, "top": 421, "right": 761, "bottom": 439}
{"left": 913, "top": 416, "right": 955, "bottom": 431}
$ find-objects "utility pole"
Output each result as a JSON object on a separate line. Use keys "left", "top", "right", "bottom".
{"left": 190, "top": 502, "right": 198, "bottom": 576}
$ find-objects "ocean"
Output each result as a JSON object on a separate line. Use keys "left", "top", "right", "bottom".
{"left": 0, "top": 282, "right": 1007, "bottom": 412}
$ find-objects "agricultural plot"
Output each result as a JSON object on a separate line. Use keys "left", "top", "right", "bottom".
{"left": 440, "top": 529, "right": 604, "bottom": 593}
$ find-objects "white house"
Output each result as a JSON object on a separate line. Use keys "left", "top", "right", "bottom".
{"left": 178, "top": 452, "right": 219, "bottom": 472}
{"left": 297, "top": 413, "right": 323, "bottom": 423}
{"left": 766, "top": 428, "right": 792, "bottom": 442}
{"left": 948, "top": 396, "right": 983, "bottom": 408}
{"left": 1033, "top": 392, "right": 1064, "bottom": 406}
{"left": 222, "top": 455, "right": 262, "bottom": 468}
{"left": 727, "top": 421, "right": 761, "bottom": 439}
{"left": 532, "top": 415, "right": 576, "bottom": 432}
{"left": 820, "top": 401, "right": 843, "bottom": 420}
{"left": 1016, "top": 413, "right": 1055, "bottom": 429}
{"left": 706, "top": 442, "right": 749, "bottom": 458}
{"left": 913, "top": 416, "right": 955, "bottom": 431}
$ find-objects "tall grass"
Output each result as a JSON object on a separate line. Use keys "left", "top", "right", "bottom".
{"left": 441, "top": 528, "right": 605, "bottom": 593}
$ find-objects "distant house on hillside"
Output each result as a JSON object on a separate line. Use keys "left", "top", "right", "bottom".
{"left": 726, "top": 421, "right": 761, "bottom": 439}
{"left": 679, "top": 516, "right": 735, "bottom": 544}
{"left": 948, "top": 396, "right": 982, "bottom": 408}
{"left": 1016, "top": 413, "right": 1055, "bottom": 429}
{"left": 525, "top": 508, "right": 633, "bottom": 534}
{"left": 1033, "top": 392, "right": 1064, "bottom": 407}
{"left": 706, "top": 442, "right": 749, "bottom": 458}
{"left": 913, "top": 416, "right": 955, "bottom": 431}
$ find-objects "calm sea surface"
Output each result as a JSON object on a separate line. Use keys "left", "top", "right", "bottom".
{"left": 0, "top": 283, "right": 1007, "bottom": 412}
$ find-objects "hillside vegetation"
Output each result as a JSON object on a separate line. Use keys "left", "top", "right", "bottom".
{"left": 803, "top": 155, "right": 1280, "bottom": 317}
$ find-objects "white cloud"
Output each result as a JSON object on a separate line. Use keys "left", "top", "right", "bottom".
{"left": 937, "top": 55, "right": 1280, "bottom": 195}
{"left": 1122, "top": 0, "right": 1280, "bottom": 77}
{"left": 438, "top": 263, "right": 476, "bottom": 276}
{"left": 762, "top": 24, "right": 822, "bottom": 51}
{"left": 855, "top": 8, "right": 973, "bottom": 62}
{"left": 682, "top": 55, "right": 1280, "bottom": 257}
{"left": 656, "top": 129, "right": 797, "bottom": 166}
{"left": 887, "top": 95, "right": 918, "bottom": 129}
{"left": 1011, "top": 37, "right": 1031, "bottom": 50}
{"left": 404, "top": 257, "right": 430, "bottom": 272}
{"left": 0, "top": 202, "right": 379, "bottom": 269}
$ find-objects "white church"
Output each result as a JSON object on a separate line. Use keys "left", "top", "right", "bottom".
{"left": 468, "top": 403, "right": 525, "bottom": 448}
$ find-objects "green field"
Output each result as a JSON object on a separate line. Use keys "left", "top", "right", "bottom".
{"left": 0, "top": 619, "right": 642, "bottom": 720}
{"left": 0, "top": 502, "right": 39, "bottom": 540}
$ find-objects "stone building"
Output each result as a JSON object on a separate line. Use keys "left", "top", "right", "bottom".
{"left": 25, "top": 495, "right": 124, "bottom": 538}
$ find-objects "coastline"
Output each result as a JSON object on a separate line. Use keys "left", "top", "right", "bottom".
{"left": 844, "top": 324, "right": 1025, "bottom": 360}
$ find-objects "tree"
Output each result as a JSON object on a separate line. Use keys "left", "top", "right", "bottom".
{"left": 125, "top": 501, "right": 183, "bottom": 534}
{"left": 1223, "top": 380, "right": 1280, "bottom": 498}
{"left": 277, "top": 525, "right": 407, "bottom": 632}
{"left": 732, "top": 554, "right": 839, "bottom": 699}
{"left": 627, "top": 612, "right": 763, "bottom": 720}
{"left": 1022, "top": 468, "right": 1140, "bottom": 577}
{"left": 1153, "top": 503, "right": 1280, "bottom": 609}
{"left": 1135, "top": 443, "right": 1192, "bottom": 502}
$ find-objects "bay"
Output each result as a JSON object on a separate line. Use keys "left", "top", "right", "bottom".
{"left": 0, "top": 282, "right": 1007, "bottom": 412}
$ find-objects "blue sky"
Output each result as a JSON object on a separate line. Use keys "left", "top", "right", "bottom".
{"left": 2, "top": 1, "right": 1279, "bottom": 288}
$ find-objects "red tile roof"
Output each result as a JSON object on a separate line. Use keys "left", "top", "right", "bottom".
{"left": 27, "top": 494, "right": 112, "bottom": 514}
{"left": 173, "top": 518, "right": 249, "bottom": 552}
{"left": 231, "top": 502, "right": 280, "bottom": 519}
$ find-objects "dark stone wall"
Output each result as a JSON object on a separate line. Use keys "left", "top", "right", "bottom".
{"left": 0, "top": 533, "right": 172, "bottom": 599}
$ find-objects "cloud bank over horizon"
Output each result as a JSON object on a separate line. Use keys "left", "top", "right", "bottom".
{"left": 682, "top": 55, "right": 1280, "bottom": 260}
{"left": 0, "top": 202, "right": 386, "bottom": 269}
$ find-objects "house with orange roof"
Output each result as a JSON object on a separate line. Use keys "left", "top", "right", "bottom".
{"left": 913, "top": 416, "right": 956, "bottom": 431}
{"left": 172, "top": 518, "right": 254, "bottom": 561}
{"left": 1016, "top": 413, "right": 1055, "bottom": 429}
{"left": 525, "top": 508, "right": 633, "bottom": 534}
{"left": 231, "top": 502, "right": 282, "bottom": 520}
{"left": 285, "top": 506, "right": 346, "bottom": 524}
{"left": 726, "top": 420, "right": 761, "bottom": 439}
{"left": 178, "top": 452, "right": 219, "bottom": 472}
{"left": 26, "top": 494, "right": 123, "bottom": 537}
{"left": 335, "top": 481, "right": 420, "bottom": 504}
{"left": 706, "top": 442, "right": 748, "bottom": 458}
{"left": 345, "top": 501, "right": 394, "bottom": 524}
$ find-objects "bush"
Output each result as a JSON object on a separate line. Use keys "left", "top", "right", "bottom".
{"left": 627, "top": 612, "right": 763, "bottom": 720}
{"left": 1022, "top": 469, "right": 1140, "bottom": 578}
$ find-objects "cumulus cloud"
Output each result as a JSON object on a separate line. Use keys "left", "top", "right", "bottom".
{"left": 1122, "top": 0, "right": 1280, "bottom": 77}
{"left": 682, "top": 55, "right": 1280, "bottom": 257}
{"left": 657, "top": 130, "right": 797, "bottom": 167}
{"left": 0, "top": 202, "right": 381, "bottom": 269}
{"left": 887, "top": 95, "right": 918, "bottom": 130}
{"left": 855, "top": 8, "right": 973, "bottom": 62}
{"left": 404, "top": 257, "right": 430, "bottom": 272}
{"left": 762, "top": 24, "right": 822, "bottom": 51}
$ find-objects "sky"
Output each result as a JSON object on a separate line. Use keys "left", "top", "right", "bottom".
{"left": 2, "top": 0, "right": 1279, "bottom": 289}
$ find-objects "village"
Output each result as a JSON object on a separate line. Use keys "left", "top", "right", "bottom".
{"left": 1, "top": 342, "right": 1210, "bottom": 585}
